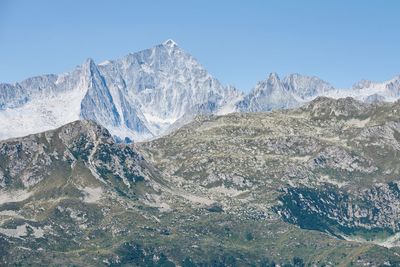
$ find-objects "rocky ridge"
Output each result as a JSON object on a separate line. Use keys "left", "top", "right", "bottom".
{"left": 1, "top": 40, "right": 400, "bottom": 142}
{"left": 3, "top": 98, "right": 400, "bottom": 265}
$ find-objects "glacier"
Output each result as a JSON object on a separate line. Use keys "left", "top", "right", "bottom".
{"left": 0, "top": 39, "right": 399, "bottom": 141}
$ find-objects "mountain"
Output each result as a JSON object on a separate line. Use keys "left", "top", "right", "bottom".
{"left": 236, "top": 73, "right": 297, "bottom": 112}
{"left": 283, "top": 73, "right": 335, "bottom": 100}
{"left": 324, "top": 75, "right": 400, "bottom": 102}
{"left": 1, "top": 39, "right": 400, "bottom": 142}
{"left": 0, "top": 40, "right": 242, "bottom": 141}
{"left": 236, "top": 73, "right": 335, "bottom": 112}
{"left": 237, "top": 72, "right": 400, "bottom": 113}
{"left": 3, "top": 99, "right": 400, "bottom": 265}
{"left": 139, "top": 97, "right": 400, "bottom": 265}
{"left": 0, "top": 120, "right": 178, "bottom": 265}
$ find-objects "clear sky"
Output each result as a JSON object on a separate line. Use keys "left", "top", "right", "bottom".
{"left": 1, "top": 0, "right": 399, "bottom": 91}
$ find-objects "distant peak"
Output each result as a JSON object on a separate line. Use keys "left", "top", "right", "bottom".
{"left": 352, "top": 79, "right": 373, "bottom": 90}
{"left": 267, "top": 72, "right": 280, "bottom": 82}
{"left": 82, "top": 58, "right": 97, "bottom": 70}
{"left": 285, "top": 73, "right": 308, "bottom": 80}
{"left": 389, "top": 74, "right": 400, "bottom": 82}
{"left": 84, "top": 57, "right": 95, "bottom": 66}
{"left": 162, "top": 39, "right": 178, "bottom": 47}
{"left": 81, "top": 58, "right": 100, "bottom": 77}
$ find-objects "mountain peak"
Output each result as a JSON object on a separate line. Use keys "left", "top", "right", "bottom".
{"left": 83, "top": 57, "right": 95, "bottom": 66}
{"left": 267, "top": 72, "right": 281, "bottom": 85}
{"left": 82, "top": 58, "right": 98, "bottom": 73}
{"left": 57, "top": 119, "right": 112, "bottom": 140}
{"left": 162, "top": 39, "right": 178, "bottom": 48}
{"left": 268, "top": 72, "right": 280, "bottom": 79}
{"left": 352, "top": 79, "right": 373, "bottom": 90}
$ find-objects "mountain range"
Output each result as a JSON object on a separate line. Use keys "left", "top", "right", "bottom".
{"left": 3, "top": 39, "right": 400, "bottom": 265}
{"left": 1, "top": 39, "right": 400, "bottom": 142}
{"left": 2, "top": 98, "right": 400, "bottom": 265}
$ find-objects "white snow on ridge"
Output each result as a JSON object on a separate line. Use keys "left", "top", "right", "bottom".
{"left": 0, "top": 39, "right": 246, "bottom": 142}
{"left": 323, "top": 87, "right": 397, "bottom": 102}
{"left": 142, "top": 111, "right": 179, "bottom": 125}
{"left": 217, "top": 89, "right": 245, "bottom": 115}
{"left": 342, "top": 232, "right": 400, "bottom": 249}
{"left": 0, "top": 39, "right": 399, "bottom": 142}
{"left": 0, "top": 86, "right": 87, "bottom": 140}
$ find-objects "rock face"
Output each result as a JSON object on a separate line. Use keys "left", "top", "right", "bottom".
{"left": 283, "top": 73, "right": 335, "bottom": 100}
{"left": 236, "top": 72, "right": 400, "bottom": 112}
{"left": 236, "top": 73, "right": 335, "bottom": 112}
{"left": 275, "top": 182, "right": 400, "bottom": 239}
{"left": 324, "top": 75, "right": 400, "bottom": 102}
{"left": 236, "top": 73, "right": 298, "bottom": 112}
{"left": 2, "top": 99, "right": 400, "bottom": 265}
{"left": 0, "top": 40, "right": 242, "bottom": 141}
{"left": 301, "top": 96, "right": 370, "bottom": 118}
{"left": 1, "top": 40, "right": 400, "bottom": 142}
{"left": 0, "top": 120, "right": 156, "bottom": 195}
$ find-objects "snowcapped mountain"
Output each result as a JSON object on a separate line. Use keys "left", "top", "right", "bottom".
{"left": 237, "top": 72, "right": 400, "bottom": 112}
{"left": 236, "top": 73, "right": 297, "bottom": 112}
{"left": 323, "top": 75, "right": 400, "bottom": 103}
{"left": 0, "top": 39, "right": 243, "bottom": 141}
{"left": 283, "top": 73, "right": 335, "bottom": 100}
{"left": 0, "top": 39, "right": 399, "bottom": 141}
{"left": 236, "top": 72, "right": 335, "bottom": 112}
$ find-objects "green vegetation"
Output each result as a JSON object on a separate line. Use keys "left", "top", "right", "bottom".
{"left": 2, "top": 99, "right": 400, "bottom": 265}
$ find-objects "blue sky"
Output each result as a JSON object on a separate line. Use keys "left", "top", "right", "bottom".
{"left": 0, "top": 0, "right": 399, "bottom": 91}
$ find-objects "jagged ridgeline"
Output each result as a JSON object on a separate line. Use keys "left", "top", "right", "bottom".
{"left": 1, "top": 39, "right": 400, "bottom": 143}
{"left": 2, "top": 98, "right": 400, "bottom": 266}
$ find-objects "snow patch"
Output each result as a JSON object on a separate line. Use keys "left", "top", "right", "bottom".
{"left": 141, "top": 193, "right": 171, "bottom": 212}
{"left": 142, "top": 111, "right": 179, "bottom": 125}
{"left": 342, "top": 232, "right": 400, "bottom": 248}
{"left": 179, "top": 193, "right": 214, "bottom": 205}
{"left": 0, "top": 86, "right": 86, "bottom": 140}
{"left": 0, "top": 223, "right": 49, "bottom": 239}
{"left": 317, "top": 175, "right": 348, "bottom": 188}
{"left": 80, "top": 186, "right": 103, "bottom": 203}
{"left": 0, "top": 190, "right": 32, "bottom": 205}
{"left": 209, "top": 184, "right": 247, "bottom": 197}
{"left": 344, "top": 118, "right": 370, "bottom": 128}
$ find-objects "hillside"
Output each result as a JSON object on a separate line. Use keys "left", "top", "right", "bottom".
{"left": 1, "top": 98, "right": 400, "bottom": 265}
